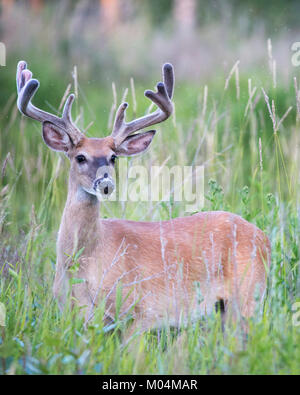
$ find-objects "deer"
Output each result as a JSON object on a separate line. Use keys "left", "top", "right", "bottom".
{"left": 16, "top": 60, "right": 271, "bottom": 333}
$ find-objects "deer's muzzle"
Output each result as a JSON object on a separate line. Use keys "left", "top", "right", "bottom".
{"left": 93, "top": 175, "right": 114, "bottom": 196}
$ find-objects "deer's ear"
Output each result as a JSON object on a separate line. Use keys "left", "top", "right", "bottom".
{"left": 115, "top": 130, "right": 156, "bottom": 157}
{"left": 42, "top": 121, "right": 72, "bottom": 152}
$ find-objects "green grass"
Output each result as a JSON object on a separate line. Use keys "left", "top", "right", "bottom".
{"left": 1, "top": 51, "right": 300, "bottom": 374}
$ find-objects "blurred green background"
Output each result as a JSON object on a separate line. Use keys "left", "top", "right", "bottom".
{"left": 1, "top": 0, "right": 300, "bottom": 226}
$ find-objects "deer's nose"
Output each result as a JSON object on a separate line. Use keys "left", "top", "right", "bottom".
{"left": 94, "top": 177, "right": 114, "bottom": 196}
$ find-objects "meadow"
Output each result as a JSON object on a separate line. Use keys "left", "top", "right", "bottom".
{"left": 1, "top": 1, "right": 300, "bottom": 375}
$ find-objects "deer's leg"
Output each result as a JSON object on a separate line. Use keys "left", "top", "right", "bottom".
{"left": 53, "top": 264, "right": 70, "bottom": 311}
{"left": 215, "top": 299, "right": 228, "bottom": 332}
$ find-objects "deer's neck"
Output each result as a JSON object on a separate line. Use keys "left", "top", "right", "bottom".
{"left": 58, "top": 177, "right": 101, "bottom": 257}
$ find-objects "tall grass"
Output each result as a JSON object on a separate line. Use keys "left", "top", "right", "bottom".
{"left": 1, "top": 54, "right": 300, "bottom": 373}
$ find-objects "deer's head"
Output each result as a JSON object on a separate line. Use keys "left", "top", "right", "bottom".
{"left": 16, "top": 61, "right": 174, "bottom": 200}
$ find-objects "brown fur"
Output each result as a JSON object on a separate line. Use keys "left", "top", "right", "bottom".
{"left": 53, "top": 155, "right": 271, "bottom": 329}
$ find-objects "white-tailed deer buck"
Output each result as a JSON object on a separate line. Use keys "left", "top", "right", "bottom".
{"left": 16, "top": 61, "right": 271, "bottom": 331}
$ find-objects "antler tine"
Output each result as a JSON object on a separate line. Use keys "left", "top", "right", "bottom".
{"left": 16, "top": 61, "right": 83, "bottom": 145}
{"left": 162, "top": 62, "right": 174, "bottom": 99}
{"left": 111, "top": 63, "right": 174, "bottom": 147}
{"left": 62, "top": 93, "right": 76, "bottom": 124}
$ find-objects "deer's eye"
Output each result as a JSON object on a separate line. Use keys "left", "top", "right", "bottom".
{"left": 76, "top": 155, "right": 86, "bottom": 164}
{"left": 111, "top": 154, "right": 117, "bottom": 164}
